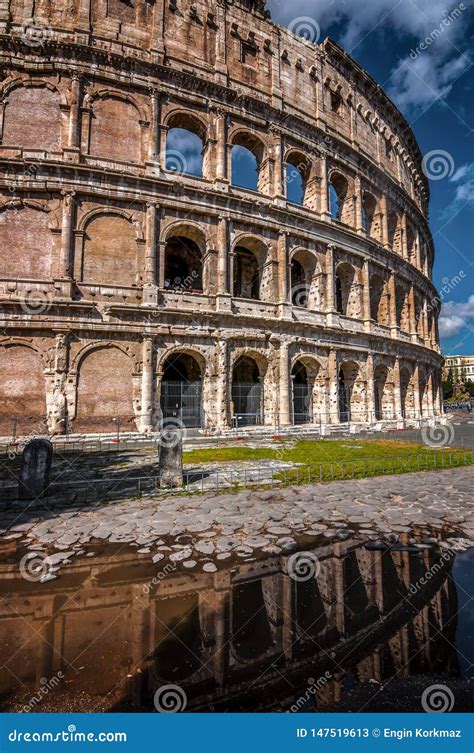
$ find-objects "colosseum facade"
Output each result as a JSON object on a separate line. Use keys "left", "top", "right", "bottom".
{"left": 0, "top": 0, "right": 443, "bottom": 437}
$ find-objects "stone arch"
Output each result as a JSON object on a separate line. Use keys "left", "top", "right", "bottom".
{"left": 362, "top": 191, "right": 381, "bottom": 241}
{"left": 290, "top": 248, "right": 324, "bottom": 310}
{"left": 291, "top": 354, "right": 325, "bottom": 425}
{"left": 73, "top": 344, "right": 136, "bottom": 433}
{"left": 387, "top": 209, "right": 403, "bottom": 254}
{"left": 284, "top": 149, "right": 312, "bottom": 206}
{"left": 0, "top": 344, "right": 47, "bottom": 436}
{"left": 81, "top": 211, "right": 142, "bottom": 286}
{"left": 231, "top": 350, "right": 268, "bottom": 428}
{"left": 164, "top": 110, "right": 208, "bottom": 178}
{"left": 89, "top": 92, "right": 143, "bottom": 163}
{"left": 395, "top": 283, "right": 410, "bottom": 332}
{"left": 335, "top": 262, "right": 362, "bottom": 318}
{"left": 162, "top": 222, "right": 207, "bottom": 293}
{"left": 338, "top": 360, "right": 363, "bottom": 423}
{"left": 400, "top": 366, "right": 415, "bottom": 419}
{"left": 159, "top": 349, "right": 205, "bottom": 428}
{"left": 369, "top": 273, "right": 389, "bottom": 325}
{"left": 328, "top": 171, "right": 352, "bottom": 225}
{"left": 373, "top": 363, "right": 393, "bottom": 421}
{"left": 1, "top": 80, "right": 62, "bottom": 151}
{"left": 232, "top": 235, "right": 270, "bottom": 301}
{"left": 0, "top": 203, "right": 54, "bottom": 279}
{"left": 231, "top": 579, "right": 273, "bottom": 663}
{"left": 230, "top": 130, "right": 266, "bottom": 193}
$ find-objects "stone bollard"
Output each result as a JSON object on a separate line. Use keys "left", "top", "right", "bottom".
{"left": 18, "top": 438, "right": 53, "bottom": 500}
{"left": 158, "top": 427, "right": 183, "bottom": 488}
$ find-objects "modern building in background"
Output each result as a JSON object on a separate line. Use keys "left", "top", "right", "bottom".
{"left": 443, "top": 355, "right": 474, "bottom": 382}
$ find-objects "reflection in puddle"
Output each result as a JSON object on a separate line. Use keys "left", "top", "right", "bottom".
{"left": 0, "top": 538, "right": 471, "bottom": 712}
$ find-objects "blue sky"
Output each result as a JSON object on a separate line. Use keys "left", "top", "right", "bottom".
{"left": 267, "top": 0, "right": 473, "bottom": 356}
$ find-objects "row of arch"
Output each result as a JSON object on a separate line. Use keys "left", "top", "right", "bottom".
{"left": 0, "top": 344, "right": 441, "bottom": 437}
{"left": 1, "top": 80, "right": 429, "bottom": 274}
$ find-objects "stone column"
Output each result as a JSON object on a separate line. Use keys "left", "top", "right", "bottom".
{"left": 320, "top": 155, "right": 330, "bottom": 217}
{"left": 214, "top": 109, "right": 227, "bottom": 184}
{"left": 401, "top": 213, "right": 408, "bottom": 259}
{"left": 279, "top": 341, "right": 291, "bottom": 427}
{"left": 217, "top": 216, "right": 229, "bottom": 296}
{"left": 327, "top": 349, "right": 339, "bottom": 425}
{"left": 67, "top": 75, "right": 82, "bottom": 152}
{"left": 158, "top": 122, "right": 168, "bottom": 172}
{"left": 59, "top": 193, "right": 74, "bottom": 279}
{"left": 277, "top": 231, "right": 290, "bottom": 316}
{"left": 157, "top": 240, "right": 166, "bottom": 290}
{"left": 214, "top": 340, "right": 229, "bottom": 429}
{"left": 362, "top": 259, "right": 371, "bottom": 331}
{"left": 393, "top": 357, "right": 403, "bottom": 419}
{"left": 388, "top": 272, "right": 398, "bottom": 334}
{"left": 272, "top": 129, "right": 284, "bottom": 200}
{"left": 140, "top": 336, "right": 154, "bottom": 433}
{"left": 365, "top": 353, "right": 375, "bottom": 424}
{"left": 408, "top": 284, "right": 417, "bottom": 339}
{"left": 381, "top": 193, "right": 389, "bottom": 248}
{"left": 148, "top": 90, "right": 159, "bottom": 163}
{"left": 325, "top": 244, "right": 335, "bottom": 326}
{"left": 412, "top": 365, "right": 422, "bottom": 419}
{"left": 145, "top": 203, "right": 158, "bottom": 285}
{"left": 355, "top": 175, "right": 364, "bottom": 233}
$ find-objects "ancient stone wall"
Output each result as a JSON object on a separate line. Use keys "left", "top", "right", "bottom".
{"left": 0, "top": 0, "right": 442, "bottom": 435}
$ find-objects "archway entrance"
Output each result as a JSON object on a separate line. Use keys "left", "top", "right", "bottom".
{"left": 292, "top": 361, "right": 311, "bottom": 424}
{"left": 160, "top": 353, "right": 203, "bottom": 428}
{"left": 231, "top": 356, "right": 262, "bottom": 427}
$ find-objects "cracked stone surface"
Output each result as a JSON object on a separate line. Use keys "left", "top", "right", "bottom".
{"left": 1, "top": 467, "right": 473, "bottom": 575}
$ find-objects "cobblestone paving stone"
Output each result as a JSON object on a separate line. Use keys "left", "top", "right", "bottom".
{"left": 2, "top": 467, "right": 473, "bottom": 579}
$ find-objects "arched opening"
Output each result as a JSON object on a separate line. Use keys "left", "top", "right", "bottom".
{"left": 329, "top": 173, "right": 349, "bottom": 223}
{"left": 290, "top": 249, "right": 322, "bottom": 309}
{"left": 232, "top": 580, "right": 273, "bottom": 661}
{"left": 370, "top": 274, "right": 389, "bottom": 325}
{"left": 164, "top": 235, "right": 203, "bottom": 292}
{"left": 2, "top": 85, "right": 61, "bottom": 152}
{"left": 231, "top": 356, "right": 262, "bottom": 427}
{"left": 362, "top": 192, "right": 377, "bottom": 237}
{"left": 0, "top": 346, "right": 46, "bottom": 436}
{"left": 387, "top": 210, "right": 403, "bottom": 254}
{"left": 285, "top": 156, "right": 308, "bottom": 205}
{"left": 400, "top": 368, "right": 413, "bottom": 419}
{"left": 335, "top": 263, "right": 361, "bottom": 318}
{"left": 374, "top": 364, "right": 392, "bottom": 421}
{"left": 0, "top": 205, "right": 54, "bottom": 280}
{"left": 160, "top": 352, "right": 203, "bottom": 428}
{"left": 231, "top": 133, "right": 264, "bottom": 192}
{"left": 90, "top": 96, "right": 141, "bottom": 163}
{"left": 338, "top": 362, "right": 360, "bottom": 423}
{"left": 292, "top": 361, "right": 311, "bottom": 424}
{"left": 74, "top": 347, "right": 135, "bottom": 433}
{"left": 395, "top": 284, "right": 410, "bottom": 331}
{"left": 152, "top": 594, "right": 202, "bottom": 681}
{"left": 233, "top": 246, "right": 260, "bottom": 300}
{"left": 82, "top": 213, "right": 139, "bottom": 286}
{"left": 165, "top": 113, "right": 206, "bottom": 177}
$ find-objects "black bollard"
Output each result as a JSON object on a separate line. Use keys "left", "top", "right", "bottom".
{"left": 158, "top": 428, "right": 183, "bottom": 488}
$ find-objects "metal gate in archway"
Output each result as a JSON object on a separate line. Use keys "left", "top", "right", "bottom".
{"left": 338, "top": 380, "right": 351, "bottom": 423}
{"left": 293, "top": 383, "right": 312, "bottom": 424}
{"left": 231, "top": 382, "right": 262, "bottom": 427}
{"left": 160, "top": 380, "right": 203, "bottom": 428}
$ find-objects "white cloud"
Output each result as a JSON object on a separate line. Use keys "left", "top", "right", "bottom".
{"left": 166, "top": 128, "right": 203, "bottom": 175}
{"left": 267, "top": 0, "right": 471, "bottom": 111}
{"left": 439, "top": 295, "right": 474, "bottom": 338}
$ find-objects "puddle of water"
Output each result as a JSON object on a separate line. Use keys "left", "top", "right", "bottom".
{"left": 0, "top": 538, "right": 472, "bottom": 713}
